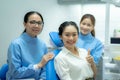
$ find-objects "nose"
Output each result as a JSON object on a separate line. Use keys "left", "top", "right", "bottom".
{"left": 34, "top": 23, "right": 39, "bottom": 27}
{"left": 83, "top": 25, "right": 88, "bottom": 29}
{"left": 69, "top": 36, "right": 74, "bottom": 40}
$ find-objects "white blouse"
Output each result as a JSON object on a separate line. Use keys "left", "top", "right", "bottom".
{"left": 54, "top": 47, "right": 93, "bottom": 80}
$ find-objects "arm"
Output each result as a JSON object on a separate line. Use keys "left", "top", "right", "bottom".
{"left": 36, "top": 52, "right": 54, "bottom": 79}
{"left": 7, "top": 42, "right": 54, "bottom": 79}
{"left": 7, "top": 43, "right": 37, "bottom": 79}
{"left": 92, "top": 41, "right": 103, "bottom": 64}
{"left": 54, "top": 57, "right": 72, "bottom": 80}
{"left": 91, "top": 62, "right": 97, "bottom": 78}
{"left": 86, "top": 50, "right": 97, "bottom": 78}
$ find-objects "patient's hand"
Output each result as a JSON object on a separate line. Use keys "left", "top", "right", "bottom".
{"left": 38, "top": 52, "right": 54, "bottom": 68}
{"left": 86, "top": 49, "right": 94, "bottom": 65}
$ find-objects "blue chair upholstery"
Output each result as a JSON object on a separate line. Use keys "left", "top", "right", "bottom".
{"left": 46, "top": 32, "right": 63, "bottom": 80}
{"left": 0, "top": 64, "right": 8, "bottom": 80}
{"left": 49, "top": 32, "right": 63, "bottom": 47}
{"left": 46, "top": 49, "right": 61, "bottom": 80}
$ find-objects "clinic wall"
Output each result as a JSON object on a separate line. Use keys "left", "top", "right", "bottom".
{"left": 0, "top": 0, "right": 82, "bottom": 66}
{"left": 0, "top": 0, "right": 120, "bottom": 66}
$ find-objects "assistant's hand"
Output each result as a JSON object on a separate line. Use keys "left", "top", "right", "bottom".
{"left": 86, "top": 49, "right": 94, "bottom": 65}
{"left": 37, "top": 52, "right": 54, "bottom": 68}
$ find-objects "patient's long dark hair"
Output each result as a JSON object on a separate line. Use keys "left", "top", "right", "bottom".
{"left": 58, "top": 21, "right": 79, "bottom": 36}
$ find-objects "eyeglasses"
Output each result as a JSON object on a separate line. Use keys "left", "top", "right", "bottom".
{"left": 28, "top": 20, "right": 43, "bottom": 26}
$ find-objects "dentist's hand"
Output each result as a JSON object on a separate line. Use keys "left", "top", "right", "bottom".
{"left": 37, "top": 52, "right": 54, "bottom": 68}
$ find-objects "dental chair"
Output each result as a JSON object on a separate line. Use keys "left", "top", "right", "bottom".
{"left": 0, "top": 64, "right": 8, "bottom": 80}
{"left": 46, "top": 32, "right": 63, "bottom": 80}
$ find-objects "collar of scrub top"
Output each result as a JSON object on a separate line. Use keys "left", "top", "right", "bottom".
{"left": 49, "top": 31, "right": 63, "bottom": 47}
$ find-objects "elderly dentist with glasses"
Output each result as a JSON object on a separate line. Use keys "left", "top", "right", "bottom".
{"left": 6, "top": 11, "right": 54, "bottom": 80}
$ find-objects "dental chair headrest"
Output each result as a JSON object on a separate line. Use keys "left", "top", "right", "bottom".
{"left": 49, "top": 32, "right": 63, "bottom": 47}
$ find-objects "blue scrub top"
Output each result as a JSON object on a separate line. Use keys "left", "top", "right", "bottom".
{"left": 6, "top": 32, "right": 47, "bottom": 80}
{"left": 76, "top": 33, "right": 103, "bottom": 64}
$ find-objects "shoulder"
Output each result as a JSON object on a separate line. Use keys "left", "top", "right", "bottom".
{"left": 7, "top": 39, "right": 23, "bottom": 52}
{"left": 94, "top": 38, "right": 103, "bottom": 46}
{"left": 54, "top": 51, "right": 69, "bottom": 67}
{"left": 55, "top": 48, "right": 68, "bottom": 61}
{"left": 10, "top": 36, "right": 22, "bottom": 46}
{"left": 37, "top": 39, "right": 47, "bottom": 50}
{"left": 38, "top": 38, "right": 46, "bottom": 44}
{"left": 94, "top": 37, "right": 102, "bottom": 43}
{"left": 55, "top": 50, "right": 65, "bottom": 59}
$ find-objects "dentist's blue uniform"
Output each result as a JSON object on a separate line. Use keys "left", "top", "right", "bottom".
{"left": 6, "top": 32, "right": 47, "bottom": 80}
{"left": 76, "top": 33, "right": 103, "bottom": 64}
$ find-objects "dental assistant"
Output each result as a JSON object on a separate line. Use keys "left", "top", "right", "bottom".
{"left": 76, "top": 14, "right": 103, "bottom": 64}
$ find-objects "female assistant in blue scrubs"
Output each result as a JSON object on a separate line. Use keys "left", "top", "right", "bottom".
{"left": 6, "top": 11, "right": 54, "bottom": 80}
{"left": 76, "top": 14, "right": 103, "bottom": 64}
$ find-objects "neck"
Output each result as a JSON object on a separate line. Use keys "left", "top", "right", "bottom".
{"left": 66, "top": 46, "right": 79, "bottom": 56}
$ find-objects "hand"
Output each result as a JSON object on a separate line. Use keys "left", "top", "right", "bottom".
{"left": 86, "top": 49, "right": 94, "bottom": 65}
{"left": 37, "top": 52, "right": 54, "bottom": 68}
{"left": 86, "top": 50, "right": 97, "bottom": 78}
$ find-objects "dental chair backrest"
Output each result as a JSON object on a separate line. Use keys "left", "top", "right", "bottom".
{"left": 0, "top": 64, "right": 8, "bottom": 80}
{"left": 46, "top": 32, "right": 63, "bottom": 80}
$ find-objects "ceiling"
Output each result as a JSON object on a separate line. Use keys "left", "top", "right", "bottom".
{"left": 57, "top": 0, "right": 105, "bottom": 4}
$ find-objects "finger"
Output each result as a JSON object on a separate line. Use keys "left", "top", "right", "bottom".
{"left": 49, "top": 53, "right": 54, "bottom": 57}
{"left": 46, "top": 53, "right": 54, "bottom": 60}
{"left": 87, "top": 49, "right": 90, "bottom": 55}
{"left": 48, "top": 54, "right": 54, "bottom": 59}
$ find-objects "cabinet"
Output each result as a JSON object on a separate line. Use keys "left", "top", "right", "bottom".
{"left": 103, "top": 44, "right": 120, "bottom": 80}
{"left": 102, "top": 0, "right": 120, "bottom": 80}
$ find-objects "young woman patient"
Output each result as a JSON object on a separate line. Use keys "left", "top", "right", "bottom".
{"left": 54, "top": 21, "right": 96, "bottom": 80}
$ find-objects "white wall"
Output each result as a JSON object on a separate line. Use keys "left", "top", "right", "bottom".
{"left": 0, "top": 0, "right": 120, "bottom": 66}
{"left": 109, "top": 4, "right": 120, "bottom": 37}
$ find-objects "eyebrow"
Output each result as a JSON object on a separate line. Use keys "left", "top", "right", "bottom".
{"left": 28, "top": 20, "right": 42, "bottom": 22}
